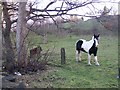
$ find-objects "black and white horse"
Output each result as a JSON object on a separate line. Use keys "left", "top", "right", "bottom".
{"left": 75, "top": 34, "right": 100, "bottom": 66}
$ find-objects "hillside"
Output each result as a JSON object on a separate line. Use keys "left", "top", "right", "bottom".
{"left": 29, "top": 15, "right": 118, "bottom": 38}
{"left": 61, "top": 15, "right": 118, "bottom": 35}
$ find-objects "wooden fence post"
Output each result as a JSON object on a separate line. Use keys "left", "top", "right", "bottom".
{"left": 61, "top": 48, "right": 66, "bottom": 64}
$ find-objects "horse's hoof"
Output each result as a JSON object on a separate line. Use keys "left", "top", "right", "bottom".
{"left": 76, "top": 60, "right": 81, "bottom": 63}
{"left": 96, "top": 64, "right": 100, "bottom": 66}
{"left": 88, "top": 64, "right": 92, "bottom": 66}
{"left": 76, "top": 61, "right": 81, "bottom": 63}
{"left": 96, "top": 63, "right": 100, "bottom": 66}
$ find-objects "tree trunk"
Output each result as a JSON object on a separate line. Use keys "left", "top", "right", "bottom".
{"left": 0, "top": 3, "right": 2, "bottom": 75}
{"left": 16, "top": 2, "right": 27, "bottom": 69}
{"left": 2, "top": 2, "right": 15, "bottom": 73}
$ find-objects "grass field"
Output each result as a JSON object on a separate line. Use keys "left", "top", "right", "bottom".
{"left": 24, "top": 32, "right": 118, "bottom": 88}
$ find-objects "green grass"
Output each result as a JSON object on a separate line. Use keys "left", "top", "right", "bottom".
{"left": 26, "top": 32, "right": 118, "bottom": 88}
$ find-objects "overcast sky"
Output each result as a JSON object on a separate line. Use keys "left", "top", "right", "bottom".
{"left": 2, "top": 0, "right": 119, "bottom": 14}
{"left": 27, "top": 0, "right": 119, "bottom": 20}
{"left": 2, "top": 0, "right": 119, "bottom": 18}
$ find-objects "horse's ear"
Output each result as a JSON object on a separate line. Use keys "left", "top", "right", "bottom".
{"left": 98, "top": 34, "right": 100, "bottom": 37}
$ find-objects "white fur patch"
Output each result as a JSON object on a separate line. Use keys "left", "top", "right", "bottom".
{"left": 80, "top": 39, "right": 94, "bottom": 52}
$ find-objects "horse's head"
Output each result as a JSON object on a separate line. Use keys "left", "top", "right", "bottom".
{"left": 92, "top": 34, "right": 100, "bottom": 47}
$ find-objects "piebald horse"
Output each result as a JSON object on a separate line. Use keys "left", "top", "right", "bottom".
{"left": 75, "top": 34, "right": 100, "bottom": 66}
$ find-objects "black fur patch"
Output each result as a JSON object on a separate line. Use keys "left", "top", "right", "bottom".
{"left": 76, "top": 40, "right": 87, "bottom": 53}
{"left": 89, "top": 40, "right": 98, "bottom": 56}
{"left": 94, "top": 34, "right": 100, "bottom": 44}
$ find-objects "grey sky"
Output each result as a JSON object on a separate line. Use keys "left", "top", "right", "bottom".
{"left": 28, "top": 0, "right": 119, "bottom": 20}
{"left": 2, "top": 0, "right": 118, "bottom": 17}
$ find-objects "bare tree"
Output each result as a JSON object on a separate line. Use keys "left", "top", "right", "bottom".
{"left": 16, "top": 1, "right": 28, "bottom": 69}
{"left": 2, "top": 2, "right": 15, "bottom": 73}
{"left": 0, "top": 3, "right": 2, "bottom": 73}
{"left": 101, "top": 6, "right": 112, "bottom": 16}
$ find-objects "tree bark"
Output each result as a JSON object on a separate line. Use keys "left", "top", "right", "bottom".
{"left": 2, "top": 2, "right": 15, "bottom": 73}
{"left": 0, "top": 5, "right": 2, "bottom": 48}
{"left": 0, "top": 3, "right": 2, "bottom": 79}
{"left": 16, "top": 2, "right": 27, "bottom": 69}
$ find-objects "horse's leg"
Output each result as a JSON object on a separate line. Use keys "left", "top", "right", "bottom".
{"left": 88, "top": 54, "right": 91, "bottom": 65}
{"left": 93, "top": 50, "right": 100, "bottom": 66}
{"left": 76, "top": 50, "right": 81, "bottom": 62}
{"left": 94, "top": 56, "right": 100, "bottom": 66}
{"left": 76, "top": 50, "right": 79, "bottom": 62}
{"left": 79, "top": 51, "right": 82, "bottom": 61}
